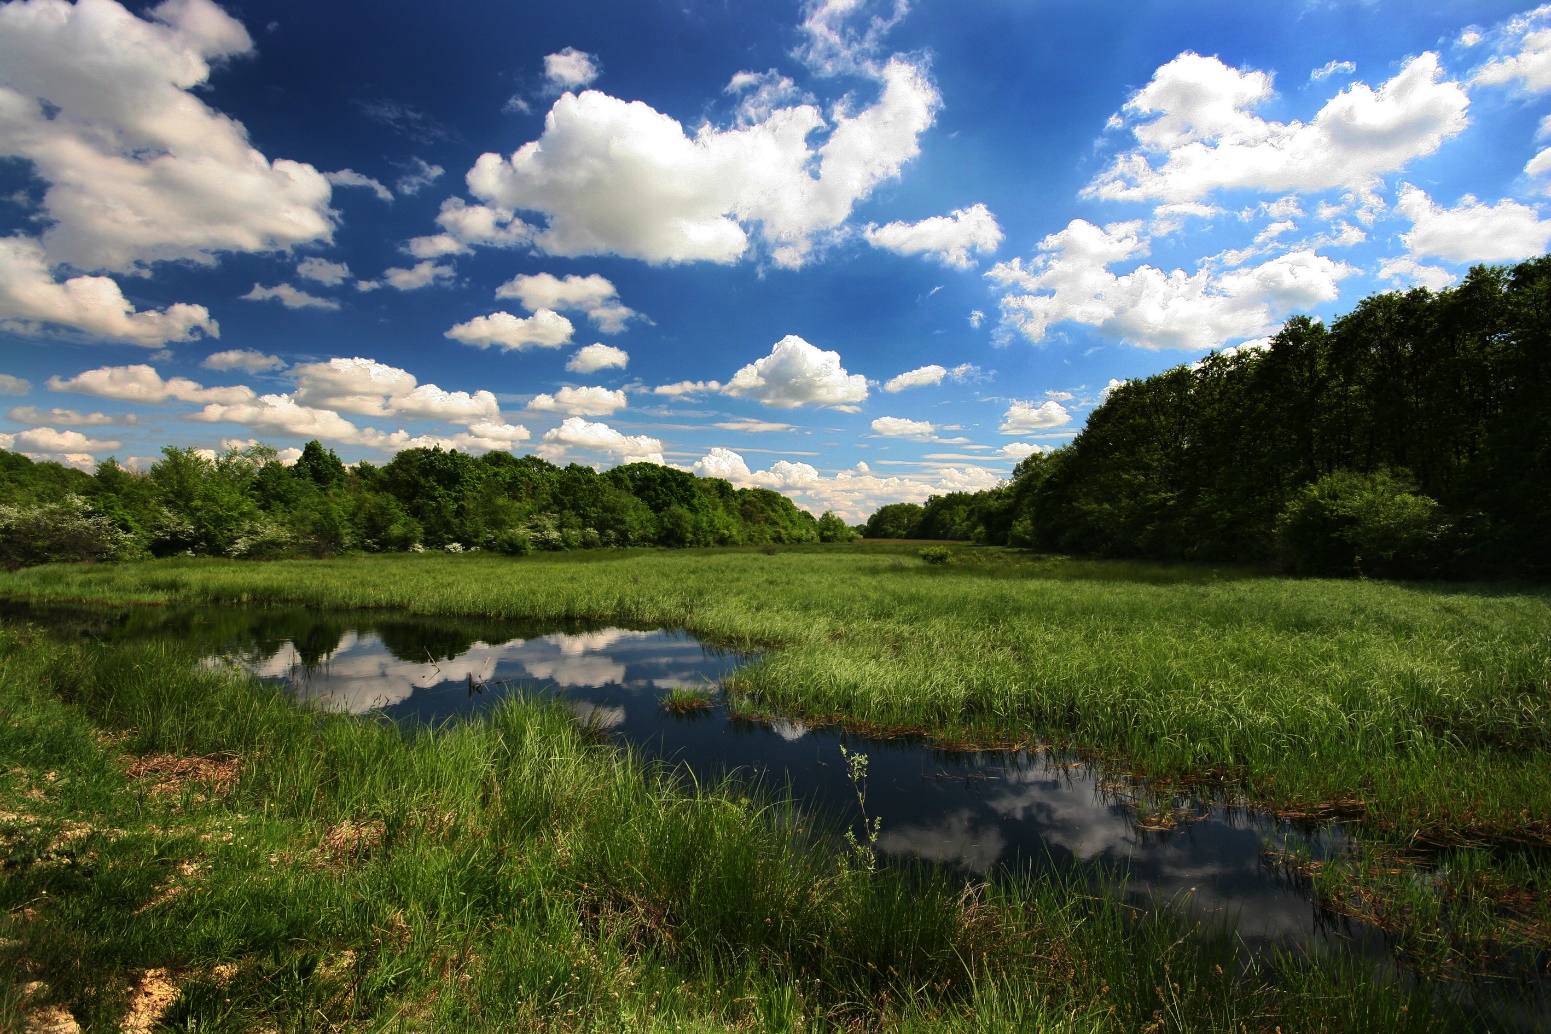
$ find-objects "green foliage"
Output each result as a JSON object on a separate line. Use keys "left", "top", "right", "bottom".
{"left": 1277, "top": 469, "right": 1442, "bottom": 577}
{"left": 816, "top": 510, "right": 858, "bottom": 542}
{"left": 0, "top": 439, "right": 820, "bottom": 568}
{"left": 293, "top": 440, "right": 346, "bottom": 488}
{"left": 0, "top": 450, "right": 94, "bottom": 506}
{"left": 867, "top": 257, "right": 1551, "bottom": 579}
{"left": 0, "top": 496, "right": 141, "bottom": 570}
{"left": 918, "top": 545, "right": 953, "bottom": 565}
{"left": 863, "top": 502, "right": 924, "bottom": 538}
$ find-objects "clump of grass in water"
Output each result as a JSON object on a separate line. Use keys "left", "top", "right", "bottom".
{"left": 660, "top": 686, "right": 715, "bottom": 715}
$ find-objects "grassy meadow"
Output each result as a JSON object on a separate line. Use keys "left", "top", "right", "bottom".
{"left": 2, "top": 542, "right": 1549, "bottom": 1030}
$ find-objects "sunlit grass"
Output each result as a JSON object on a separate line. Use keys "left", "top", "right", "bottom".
{"left": 3, "top": 544, "right": 1550, "bottom": 1024}
{"left": 0, "top": 623, "right": 1492, "bottom": 1032}
{"left": 4, "top": 543, "right": 1546, "bottom": 846}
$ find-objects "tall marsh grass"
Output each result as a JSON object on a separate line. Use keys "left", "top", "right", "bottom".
{"left": 0, "top": 622, "right": 1497, "bottom": 1031}
{"left": 4, "top": 544, "right": 1546, "bottom": 845}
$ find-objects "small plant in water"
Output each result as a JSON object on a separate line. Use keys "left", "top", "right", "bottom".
{"left": 919, "top": 545, "right": 953, "bottom": 565}
{"left": 839, "top": 743, "right": 882, "bottom": 872}
{"left": 661, "top": 686, "right": 715, "bottom": 715}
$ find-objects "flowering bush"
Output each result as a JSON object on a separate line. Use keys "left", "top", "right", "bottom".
{"left": 0, "top": 496, "right": 141, "bottom": 570}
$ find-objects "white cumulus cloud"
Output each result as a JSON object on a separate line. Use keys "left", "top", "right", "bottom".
{"left": 688, "top": 445, "right": 1004, "bottom": 523}
{"left": 544, "top": 47, "right": 600, "bottom": 91}
{"left": 289, "top": 357, "right": 499, "bottom": 425}
{"left": 999, "top": 400, "right": 1071, "bottom": 434}
{"left": 723, "top": 335, "right": 868, "bottom": 409}
{"left": 390, "top": 384, "right": 501, "bottom": 423}
{"left": 987, "top": 219, "right": 1355, "bottom": 351}
{"left": 1087, "top": 52, "right": 1469, "bottom": 203}
{"left": 445, "top": 309, "right": 574, "bottom": 351}
{"left": 864, "top": 204, "right": 1003, "bottom": 269}
{"left": 189, "top": 393, "right": 366, "bottom": 442}
{"left": 291, "top": 357, "right": 416, "bottom": 416}
{"left": 883, "top": 365, "right": 945, "bottom": 392}
{"left": 529, "top": 385, "right": 627, "bottom": 416}
{"left": 7, "top": 406, "right": 124, "bottom": 427}
{"left": 713, "top": 417, "right": 793, "bottom": 433}
{"left": 795, "top": 0, "right": 910, "bottom": 77}
{"left": 48, "top": 364, "right": 252, "bottom": 405}
{"left": 495, "top": 272, "right": 638, "bottom": 333}
{"left": 325, "top": 169, "right": 392, "bottom": 202}
{"left": 202, "top": 349, "right": 284, "bottom": 373}
{"left": 870, "top": 416, "right": 935, "bottom": 437}
{"left": 653, "top": 380, "right": 722, "bottom": 397}
{"left": 380, "top": 261, "right": 454, "bottom": 291}
{"left": 0, "top": 374, "right": 29, "bottom": 395}
{"left": 395, "top": 158, "right": 444, "bottom": 196}
{"left": 0, "top": 425, "right": 121, "bottom": 468}
{"left": 1472, "top": 11, "right": 1551, "bottom": 93}
{"left": 691, "top": 446, "right": 754, "bottom": 481}
{"left": 1397, "top": 186, "right": 1551, "bottom": 263}
{"left": 296, "top": 258, "right": 352, "bottom": 286}
{"left": 458, "top": 57, "right": 937, "bottom": 267}
{"left": 541, "top": 416, "right": 663, "bottom": 465}
{"left": 566, "top": 343, "right": 629, "bottom": 374}
{"left": 0, "top": 0, "right": 333, "bottom": 273}
{"left": 0, "top": 237, "right": 217, "bottom": 346}
{"left": 1377, "top": 255, "right": 1459, "bottom": 292}
{"left": 1310, "top": 60, "right": 1355, "bottom": 82}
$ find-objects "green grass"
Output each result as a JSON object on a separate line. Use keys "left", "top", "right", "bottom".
{"left": 3, "top": 543, "right": 1546, "bottom": 847}
{"left": 0, "top": 619, "right": 1500, "bottom": 1032}
{"left": 2, "top": 543, "right": 1549, "bottom": 1024}
{"left": 661, "top": 686, "right": 717, "bottom": 715}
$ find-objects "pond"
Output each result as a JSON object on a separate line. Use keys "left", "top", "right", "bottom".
{"left": 10, "top": 600, "right": 1546, "bottom": 1025}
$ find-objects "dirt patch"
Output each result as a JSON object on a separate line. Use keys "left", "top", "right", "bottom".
{"left": 22, "top": 983, "right": 80, "bottom": 1034}
{"left": 124, "top": 753, "right": 239, "bottom": 800}
{"left": 320, "top": 819, "right": 385, "bottom": 865}
{"left": 122, "top": 968, "right": 178, "bottom": 1034}
{"left": 25, "top": 1004, "right": 80, "bottom": 1034}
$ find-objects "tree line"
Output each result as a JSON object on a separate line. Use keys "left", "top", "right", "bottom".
{"left": 0, "top": 443, "right": 858, "bottom": 569}
{"left": 866, "top": 257, "right": 1551, "bottom": 579}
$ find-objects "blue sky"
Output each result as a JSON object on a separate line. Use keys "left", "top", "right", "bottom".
{"left": 2, "top": 0, "right": 1549, "bottom": 519}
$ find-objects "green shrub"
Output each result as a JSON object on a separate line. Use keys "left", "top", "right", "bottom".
{"left": 491, "top": 527, "right": 534, "bottom": 556}
{"left": 1276, "top": 468, "right": 1441, "bottom": 577}
{"left": 817, "top": 510, "right": 858, "bottom": 543}
{"left": 0, "top": 496, "right": 141, "bottom": 570}
{"left": 863, "top": 502, "right": 923, "bottom": 539}
{"left": 918, "top": 545, "right": 953, "bottom": 565}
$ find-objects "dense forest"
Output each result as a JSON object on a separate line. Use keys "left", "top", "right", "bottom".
{"left": 868, "top": 257, "right": 1551, "bottom": 579}
{"left": 0, "top": 443, "right": 854, "bottom": 569}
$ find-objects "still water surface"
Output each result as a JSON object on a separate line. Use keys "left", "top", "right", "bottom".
{"left": 130, "top": 604, "right": 1384, "bottom": 965}
{"left": 12, "top": 601, "right": 1498, "bottom": 993}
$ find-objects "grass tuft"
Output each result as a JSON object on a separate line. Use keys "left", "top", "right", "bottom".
{"left": 661, "top": 686, "right": 716, "bottom": 715}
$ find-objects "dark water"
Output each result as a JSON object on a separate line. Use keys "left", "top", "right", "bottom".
{"left": 8, "top": 601, "right": 1546, "bottom": 1024}
{"left": 237, "top": 618, "right": 1360, "bottom": 952}
{"left": 18, "top": 602, "right": 1377, "bottom": 957}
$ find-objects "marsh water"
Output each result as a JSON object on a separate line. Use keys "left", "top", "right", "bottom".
{"left": 9, "top": 601, "right": 1396, "bottom": 962}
